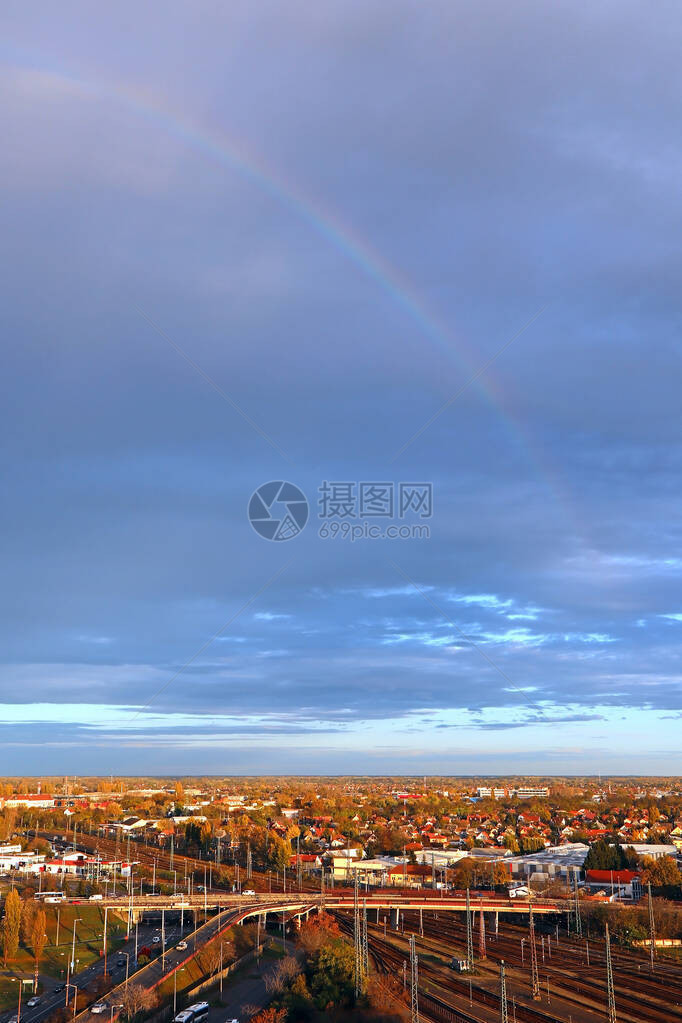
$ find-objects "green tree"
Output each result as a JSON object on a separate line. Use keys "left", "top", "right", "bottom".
{"left": 503, "top": 834, "right": 520, "bottom": 853}
{"left": 309, "top": 941, "right": 355, "bottom": 1010}
{"left": 584, "top": 839, "right": 628, "bottom": 872}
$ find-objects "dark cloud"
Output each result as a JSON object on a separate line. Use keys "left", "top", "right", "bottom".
{"left": 1, "top": 1, "right": 681, "bottom": 770}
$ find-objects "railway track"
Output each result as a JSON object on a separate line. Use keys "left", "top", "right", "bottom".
{"left": 35, "top": 829, "right": 320, "bottom": 896}
{"left": 389, "top": 909, "right": 681, "bottom": 1023}
{"left": 409, "top": 909, "right": 682, "bottom": 1003}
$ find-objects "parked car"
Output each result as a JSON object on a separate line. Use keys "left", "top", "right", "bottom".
{"left": 176, "top": 940, "right": 188, "bottom": 951}
{"left": 91, "top": 1004, "right": 108, "bottom": 1014}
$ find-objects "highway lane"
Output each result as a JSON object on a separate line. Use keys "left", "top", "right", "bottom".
{"left": 1, "top": 919, "right": 198, "bottom": 1023}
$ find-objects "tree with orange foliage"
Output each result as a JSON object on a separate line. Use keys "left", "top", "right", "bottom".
{"left": 297, "top": 911, "right": 340, "bottom": 954}
{"left": 248, "top": 1009, "right": 287, "bottom": 1023}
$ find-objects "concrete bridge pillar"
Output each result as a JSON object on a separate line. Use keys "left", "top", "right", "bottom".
{"left": 390, "top": 907, "right": 400, "bottom": 930}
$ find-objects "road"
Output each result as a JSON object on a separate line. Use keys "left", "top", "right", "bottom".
{"left": 206, "top": 943, "right": 302, "bottom": 1023}
{"left": 1, "top": 917, "right": 202, "bottom": 1023}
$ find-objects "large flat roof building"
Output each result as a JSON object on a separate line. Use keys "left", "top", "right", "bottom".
{"left": 505, "top": 843, "right": 588, "bottom": 883}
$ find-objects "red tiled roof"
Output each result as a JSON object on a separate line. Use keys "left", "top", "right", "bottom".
{"left": 586, "top": 870, "right": 640, "bottom": 883}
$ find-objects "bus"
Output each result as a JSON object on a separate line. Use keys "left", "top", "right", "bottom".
{"left": 174, "top": 1003, "right": 209, "bottom": 1023}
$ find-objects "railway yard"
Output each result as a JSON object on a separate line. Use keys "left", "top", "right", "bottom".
{"left": 336, "top": 908, "right": 682, "bottom": 1023}
{"left": 32, "top": 829, "right": 682, "bottom": 1022}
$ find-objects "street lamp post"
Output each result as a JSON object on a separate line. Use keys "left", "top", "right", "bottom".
{"left": 66, "top": 919, "right": 82, "bottom": 1006}
{"left": 12, "top": 976, "right": 23, "bottom": 1023}
{"left": 119, "top": 952, "right": 130, "bottom": 992}
{"left": 103, "top": 906, "right": 109, "bottom": 977}
{"left": 65, "top": 982, "right": 78, "bottom": 1021}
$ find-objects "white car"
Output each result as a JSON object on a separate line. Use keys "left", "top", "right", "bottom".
{"left": 176, "top": 940, "right": 187, "bottom": 951}
{"left": 152, "top": 936, "right": 161, "bottom": 944}
{"left": 91, "top": 1004, "right": 109, "bottom": 1014}
{"left": 27, "top": 998, "right": 41, "bottom": 1008}
{"left": 241, "top": 889, "right": 256, "bottom": 896}
{"left": 89, "top": 894, "right": 103, "bottom": 901}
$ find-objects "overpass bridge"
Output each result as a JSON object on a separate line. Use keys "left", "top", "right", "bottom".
{"left": 60, "top": 889, "right": 570, "bottom": 923}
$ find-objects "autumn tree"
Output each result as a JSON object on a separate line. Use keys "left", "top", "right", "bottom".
{"left": 298, "top": 912, "right": 341, "bottom": 954}
{"left": 249, "top": 1010, "right": 286, "bottom": 1023}
{"left": 641, "top": 856, "right": 682, "bottom": 888}
{"left": 31, "top": 909, "right": 48, "bottom": 964}
{"left": 2, "top": 889, "right": 22, "bottom": 962}
{"left": 120, "top": 984, "right": 157, "bottom": 1019}
{"left": 20, "top": 899, "right": 37, "bottom": 945}
{"left": 491, "top": 861, "right": 511, "bottom": 886}
{"left": 264, "top": 955, "right": 301, "bottom": 995}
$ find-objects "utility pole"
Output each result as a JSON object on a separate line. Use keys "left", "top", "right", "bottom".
{"left": 410, "top": 933, "right": 419, "bottom": 1023}
{"left": 465, "top": 889, "right": 474, "bottom": 973}
{"left": 529, "top": 904, "right": 540, "bottom": 1001}
{"left": 499, "top": 960, "right": 508, "bottom": 1023}
{"left": 246, "top": 843, "right": 252, "bottom": 880}
{"left": 479, "top": 904, "right": 487, "bottom": 960}
{"left": 648, "top": 882, "right": 656, "bottom": 972}
{"left": 605, "top": 923, "right": 617, "bottom": 1023}
{"left": 574, "top": 877, "right": 582, "bottom": 937}
{"left": 362, "top": 899, "right": 369, "bottom": 979}
{"left": 353, "top": 874, "right": 363, "bottom": 997}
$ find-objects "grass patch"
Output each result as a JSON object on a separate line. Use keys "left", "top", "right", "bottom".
{"left": 0, "top": 904, "right": 129, "bottom": 1008}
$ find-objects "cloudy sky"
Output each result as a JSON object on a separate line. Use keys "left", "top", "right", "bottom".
{"left": 1, "top": 1, "right": 681, "bottom": 775}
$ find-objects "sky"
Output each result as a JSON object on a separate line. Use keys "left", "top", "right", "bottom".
{"left": 1, "top": 1, "right": 681, "bottom": 776}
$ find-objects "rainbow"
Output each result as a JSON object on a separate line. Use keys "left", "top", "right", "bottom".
{"left": 3, "top": 58, "right": 578, "bottom": 530}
